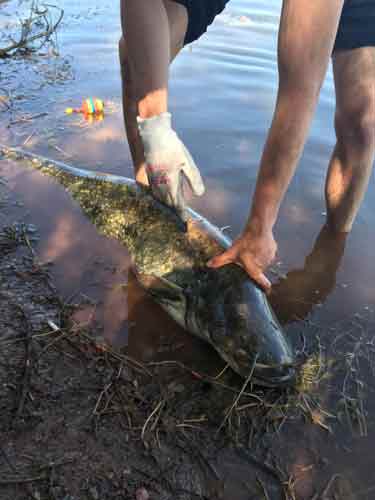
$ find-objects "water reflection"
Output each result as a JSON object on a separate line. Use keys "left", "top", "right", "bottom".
{"left": 271, "top": 225, "right": 347, "bottom": 324}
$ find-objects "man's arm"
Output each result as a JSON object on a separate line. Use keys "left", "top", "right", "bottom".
{"left": 208, "top": 0, "right": 345, "bottom": 291}
{"left": 120, "top": 0, "right": 204, "bottom": 217}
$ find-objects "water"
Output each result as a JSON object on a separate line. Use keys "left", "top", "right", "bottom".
{"left": 1, "top": 0, "right": 375, "bottom": 498}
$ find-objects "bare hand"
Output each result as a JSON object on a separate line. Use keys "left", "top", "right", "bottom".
{"left": 207, "top": 229, "right": 277, "bottom": 293}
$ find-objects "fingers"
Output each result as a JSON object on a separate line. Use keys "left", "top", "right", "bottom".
{"left": 148, "top": 169, "right": 187, "bottom": 221}
{"left": 149, "top": 179, "right": 172, "bottom": 207}
{"left": 174, "top": 173, "right": 187, "bottom": 220}
{"left": 250, "top": 271, "right": 271, "bottom": 294}
{"left": 239, "top": 254, "right": 271, "bottom": 292}
{"left": 180, "top": 144, "right": 205, "bottom": 196}
{"left": 207, "top": 249, "right": 272, "bottom": 294}
{"left": 207, "top": 248, "right": 236, "bottom": 269}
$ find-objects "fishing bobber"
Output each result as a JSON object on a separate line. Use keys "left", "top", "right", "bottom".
{"left": 65, "top": 98, "right": 104, "bottom": 116}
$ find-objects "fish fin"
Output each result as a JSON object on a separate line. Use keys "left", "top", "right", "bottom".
{"left": 135, "top": 272, "right": 184, "bottom": 302}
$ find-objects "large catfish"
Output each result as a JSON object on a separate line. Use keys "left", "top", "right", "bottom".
{"left": 0, "top": 145, "right": 295, "bottom": 386}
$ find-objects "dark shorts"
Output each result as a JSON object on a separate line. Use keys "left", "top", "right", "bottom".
{"left": 172, "top": 0, "right": 230, "bottom": 45}
{"left": 334, "top": 0, "right": 375, "bottom": 51}
{"left": 172, "top": 0, "right": 375, "bottom": 51}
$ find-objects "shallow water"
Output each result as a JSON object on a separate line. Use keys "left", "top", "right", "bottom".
{"left": 1, "top": 0, "right": 375, "bottom": 498}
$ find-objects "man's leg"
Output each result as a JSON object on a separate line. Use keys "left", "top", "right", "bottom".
{"left": 119, "top": 0, "right": 188, "bottom": 184}
{"left": 325, "top": 47, "right": 375, "bottom": 232}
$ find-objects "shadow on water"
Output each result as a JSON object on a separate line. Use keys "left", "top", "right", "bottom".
{"left": 270, "top": 225, "right": 347, "bottom": 325}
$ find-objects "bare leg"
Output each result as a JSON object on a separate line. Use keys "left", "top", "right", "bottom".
{"left": 119, "top": 0, "right": 187, "bottom": 184}
{"left": 325, "top": 47, "right": 375, "bottom": 232}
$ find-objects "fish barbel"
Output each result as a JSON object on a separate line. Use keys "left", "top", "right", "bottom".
{"left": 0, "top": 146, "right": 296, "bottom": 386}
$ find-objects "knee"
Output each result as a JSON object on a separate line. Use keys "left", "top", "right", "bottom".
{"left": 335, "top": 95, "right": 375, "bottom": 150}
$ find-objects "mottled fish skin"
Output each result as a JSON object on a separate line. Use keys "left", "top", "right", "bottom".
{"left": 0, "top": 146, "right": 296, "bottom": 386}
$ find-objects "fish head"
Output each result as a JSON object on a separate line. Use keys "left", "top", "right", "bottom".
{"left": 195, "top": 267, "right": 296, "bottom": 386}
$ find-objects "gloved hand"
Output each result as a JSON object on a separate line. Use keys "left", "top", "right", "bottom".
{"left": 137, "top": 112, "right": 205, "bottom": 219}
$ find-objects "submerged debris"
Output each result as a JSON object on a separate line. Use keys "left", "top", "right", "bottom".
{"left": 0, "top": 1, "right": 64, "bottom": 58}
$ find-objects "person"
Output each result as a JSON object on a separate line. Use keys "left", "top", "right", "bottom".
{"left": 119, "top": 0, "right": 375, "bottom": 293}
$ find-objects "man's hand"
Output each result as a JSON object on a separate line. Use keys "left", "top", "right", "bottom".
{"left": 207, "top": 0, "right": 344, "bottom": 292}
{"left": 137, "top": 112, "right": 205, "bottom": 218}
{"left": 207, "top": 228, "right": 277, "bottom": 293}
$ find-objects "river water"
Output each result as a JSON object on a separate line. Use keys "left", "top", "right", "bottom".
{"left": 1, "top": 0, "right": 375, "bottom": 498}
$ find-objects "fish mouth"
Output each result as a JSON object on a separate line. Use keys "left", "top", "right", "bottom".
{"left": 251, "top": 363, "right": 296, "bottom": 388}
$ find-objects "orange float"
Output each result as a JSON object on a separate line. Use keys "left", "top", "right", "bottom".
{"left": 65, "top": 98, "right": 104, "bottom": 116}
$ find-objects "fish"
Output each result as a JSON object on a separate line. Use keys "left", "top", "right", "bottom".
{"left": 0, "top": 145, "right": 296, "bottom": 386}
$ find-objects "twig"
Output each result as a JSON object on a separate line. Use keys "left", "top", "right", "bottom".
{"left": 0, "top": 457, "right": 77, "bottom": 487}
{"left": 21, "top": 225, "right": 35, "bottom": 257}
{"left": 14, "top": 305, "right": 34, "bottom": 420}
{"left": 8, "top": 112, "right": 48, "bottom": 126}
{"left": 23, "top": 132, "right": 36, "bottom": 146}
{"left": 147, "top": 360, "right": 263, "bottom": 402}
{"left": 256, "top": 475, "right": 271, "bottom": 500}
{"left": 35, "top": 457, "right": 75, "bottom": 472}
{"left": 0, "top": 3, "right": 64, "bottom": 58}
{"left": 52, "top": 144, "right": 72, "bottom": 158}
{"left": 0, "top": 446, "right": 17, "bottom": 473}
{"left": 217, "top": 354, "right": 258, "bottom": 434}
{"left": 213, "top": 363, "right": 230, "bottom": 380}
{"left": 311, "top": 473, "right": 343, "bottom": 500}
{"left": 77, "top": 329, "right": 151, "bottom": 376}
{"left": 141, "top": 399, "right": 164, "bottom": 442}
{"left": 92, "top": 382, "right": 114, "bottom": 415}
{"left": 235, "top": 448, "right": 281, "bottom": 483}
{"left": 0, "top": 475, "right": 45, "bottom": 485}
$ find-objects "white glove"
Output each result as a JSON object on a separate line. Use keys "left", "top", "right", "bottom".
{"left": 137, "top": 112, "right": 205, "bottom": 219}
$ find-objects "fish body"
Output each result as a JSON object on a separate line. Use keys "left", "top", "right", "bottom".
{"left": 0, "top": 146, "right": 295, "bottom": 386}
